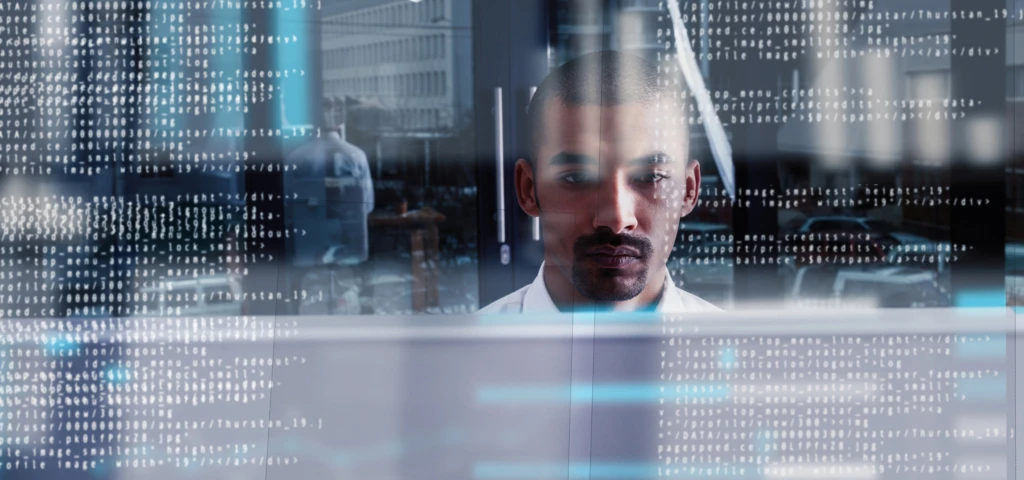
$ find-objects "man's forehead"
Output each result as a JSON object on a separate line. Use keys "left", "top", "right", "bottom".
{"left": 538, "top": 100, "right": 687, "bottom": 161}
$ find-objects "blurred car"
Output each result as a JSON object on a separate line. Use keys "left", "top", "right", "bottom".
{"left": 791, "top": 216, "right": 937, "bottom": 266}
{"left": 138, "top": 275, "right": 242, "bottom": 316}
{"left": 788, "top": 264, "right": 951, "bottom": 308}
{"left": 797, "top": 216, "right": 926, "bottom": 241}
{"left": 1007, "top": 243, "right": 1024, "bottom": 306}
{"left": 797, "top": 216, "right": 934, "bottom": 248}
{"left": 674, "top": 222, "right": 733, "bottom": 303}
{"left": 885, "top": 241, "right": 952, "bottom": 273}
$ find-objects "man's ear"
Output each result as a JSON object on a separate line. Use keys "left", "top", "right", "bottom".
{"left": 679, "top": 160, "right": 701, "bottom": 218}
{"left": 514, "top": 158, "right": 541, "bottom": 217}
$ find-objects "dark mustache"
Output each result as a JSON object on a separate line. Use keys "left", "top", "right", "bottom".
{"left": 573, "top": 231, "right": 654, "bottom": 258}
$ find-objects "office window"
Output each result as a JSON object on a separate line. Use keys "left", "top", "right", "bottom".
{"left": 1008, "top": 66, "right": 1024, "bottom": 99}
{"left": 441, "top": 71, "right": 446, "bottom": 95}
{"left": 1018, "top": 175, "right": 1024, "bottom": 210}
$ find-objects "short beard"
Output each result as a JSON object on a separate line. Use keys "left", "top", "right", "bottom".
{"left": 572, "top": 262, "right": 648, "bottom": 302}
{"left": 570, "top": 231, "right": 654, "bottom": 302}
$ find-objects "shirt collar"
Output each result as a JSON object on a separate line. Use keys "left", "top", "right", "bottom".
{"left": 523, "top": 261, "right": 683, "bottom": 313}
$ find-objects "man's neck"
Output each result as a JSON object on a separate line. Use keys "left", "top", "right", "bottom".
{"left": 543, "top": 262, "right": 667, "bottom": 313}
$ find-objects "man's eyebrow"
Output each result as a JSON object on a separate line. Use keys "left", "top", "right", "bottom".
{"left": 629, "top": 152, "right": 674, "bottom": 167}
{"left": 547, "top": 151, "right": 675, "bottom": 168}
{"left": 548, "top": 152, "right": 597, "bottom": 167}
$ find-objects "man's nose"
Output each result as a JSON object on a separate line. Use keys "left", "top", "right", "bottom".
{"left": 591, "top": 175, "right": 638, "bottom": 234}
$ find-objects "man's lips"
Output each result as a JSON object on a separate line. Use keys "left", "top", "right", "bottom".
{"left": 586, "top": 246, "right": 641, "bottom": 257}
{"left": 585, "top": 246, "right": 642, "bottom": 268}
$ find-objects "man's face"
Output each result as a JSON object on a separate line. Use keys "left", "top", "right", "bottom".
{"left": 515, "top": 99, "right": 700, "bottom": 303}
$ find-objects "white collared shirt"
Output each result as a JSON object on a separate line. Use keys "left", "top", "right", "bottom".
{"left": 478, "top": 261, "right": 722, "bottom": 314}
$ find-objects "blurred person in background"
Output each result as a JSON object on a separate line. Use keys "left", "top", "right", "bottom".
{"left": 479, "top": 50, "right": 720, "bottom": 314}
{"left": 285, "top": 99, "right": 375, "bottom": 314}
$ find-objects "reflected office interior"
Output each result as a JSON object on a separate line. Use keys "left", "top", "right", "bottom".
{"left": 0, "top": 0, "right": 1020, "bottom": 478}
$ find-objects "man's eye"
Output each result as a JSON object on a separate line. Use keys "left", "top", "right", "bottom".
{"left": 560, "top": 172, "right": 595, "bottom": 185}
{"left": 636, "top": 172, "right": 670, "bottom": 184}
